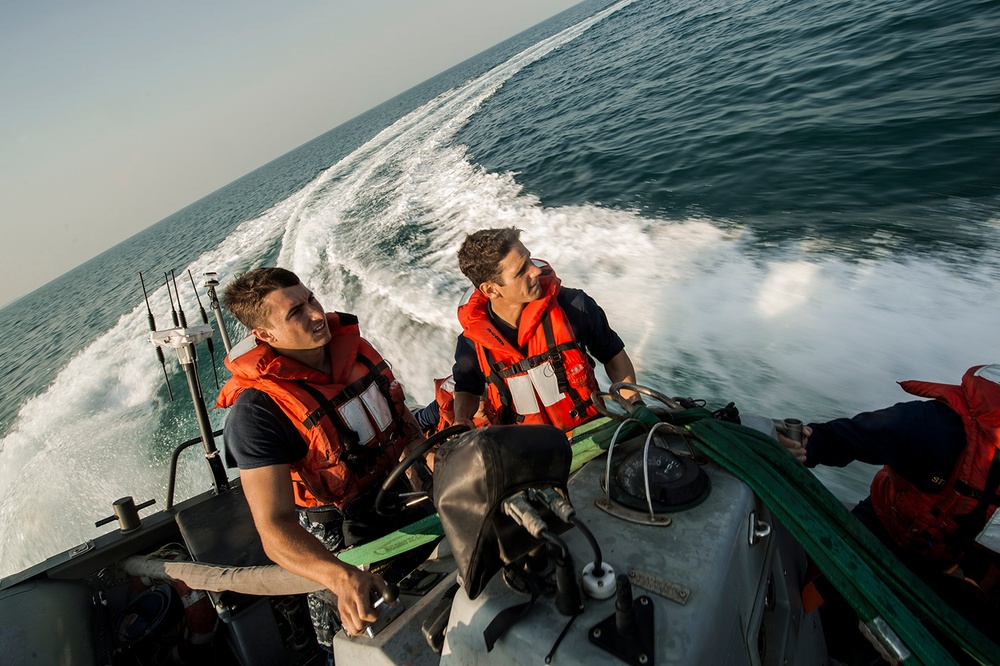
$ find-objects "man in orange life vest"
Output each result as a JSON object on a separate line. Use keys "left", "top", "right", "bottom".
{"left": 216, "top": 267, "right": 427, "bottom": 646}
{"left": 413, "top": 375, "right": 493, "bottom": 435}
{"left": 777, "top": 364, "right": 1000, "bottom": 639}
{"left": 451, "top": 227, "right": 641, "bottom": 431}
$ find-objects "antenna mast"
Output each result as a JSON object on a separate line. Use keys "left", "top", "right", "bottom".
{"left": 188, "top": 270, "right": 220, "bottom": 389}
{"left": 147, "top": 270, "right": 229, "bottom": 495}
{"left": 139, "top": 273, "right": 173, "bottom": 401}
{"left": 203, "top": 272, "right": 233, "bottom": 354}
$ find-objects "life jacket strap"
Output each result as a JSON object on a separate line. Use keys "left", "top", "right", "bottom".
{"left": 541, "top": 315, "right": 592, "bottom": 420}
{"left": 483, "top": 312, "right": 594, "bottom": 424}
{"left": 489, "top": 345, "right": 590, "bottom": 420}
{"left": 488, "top": 345, "right": 575, "bottom": 379}
{"left": 299, "top": 360, "right": 389, "bottom": 429}
{"left": 484, "top": 348, "right": 523, "bottom": 425}
{"left": 335, "top": 311, "right": 359, "bottom": 327}
{"left": 950, "top": 453, "right": 1000, "bottom": 545}
{"left": 952, "top": 479, "right": 1000, "bottom": 506}
{"left": 295, "top": 362, "right": 394, "bottom": 475}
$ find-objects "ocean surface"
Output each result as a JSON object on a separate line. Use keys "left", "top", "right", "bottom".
{"left": 1, "top": 0, "right": 998, "bottom": 577}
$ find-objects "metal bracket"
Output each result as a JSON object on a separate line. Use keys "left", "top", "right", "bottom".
{"left": 589, "top": 594, "right": 656, "bottom": 666}
{"left": 748, "top": 510, "right": 771, "bottom": 546}
{"left": 150, "top": 324, "right": 213, "bottom": 364}
{"left": 69, "top": 541, "right": 95, "bottom": 559}
{"left": 594, "top": 497, "right": 672, "bottom": 526}
{"left": 860, "top": 617, "right": 911, "bottom": 664}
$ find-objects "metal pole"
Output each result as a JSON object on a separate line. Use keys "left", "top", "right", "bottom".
{"left": 180, "top": 355, "right": 229, "bottom": 493}
{"left": 150, "top": 324, "right": 229, "bottom": 495}
{"left": 204, "top": 273, "right": 233, "bottom": 354}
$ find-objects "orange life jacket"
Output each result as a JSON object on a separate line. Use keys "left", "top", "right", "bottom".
{"left": 216, "top": 312, "right": 410, "bottom": 508}
{"left": 430, "top": 375, "right": 495, "bottom": 433}
{"left": 870, "top": 365, "right": 1000, "bottom": 569}
{"left": 456, "top": 262, "right": 599, "bottom": 431}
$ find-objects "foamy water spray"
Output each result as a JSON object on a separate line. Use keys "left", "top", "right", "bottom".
{"left": 0, "top": 204, "right": 289, "bottom": 576}
{"left": 3, "top": 0, "right": 999, "bottom": 575}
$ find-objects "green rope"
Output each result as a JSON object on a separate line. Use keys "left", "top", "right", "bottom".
{"left": 680, "top": 413, "right": 1000, "bottom": 666}
{"left": 332, "top": 410, "right": 1000, "bottom": 664}
{"left": 568, "top": 416, "right": 646, "bottom": 471}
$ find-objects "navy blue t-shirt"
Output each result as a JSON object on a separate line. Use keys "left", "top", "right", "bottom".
{"left": 452, "top": 286, "right": 625, "bottom": 396}
{"left": 223, "top": 388, "right": 308, "bottom": 470}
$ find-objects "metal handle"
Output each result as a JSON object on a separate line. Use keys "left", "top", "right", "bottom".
{"left": 748, "top": 511, "right": 771, "bottom": 546}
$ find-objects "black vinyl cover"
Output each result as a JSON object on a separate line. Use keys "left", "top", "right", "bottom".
{"left": 432, "top": 424, "right": 572, "bottom": 599}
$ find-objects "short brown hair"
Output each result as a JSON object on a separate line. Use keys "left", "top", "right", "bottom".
{"left": 222, "top": 267, "right": 301, "bottom": 329}
{"left": 457, "top": 227, "right": 522, "bottom": 289}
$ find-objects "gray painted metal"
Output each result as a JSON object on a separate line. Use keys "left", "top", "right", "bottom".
{"left": 333, "top": 435, "right": 828, "bottom": 665}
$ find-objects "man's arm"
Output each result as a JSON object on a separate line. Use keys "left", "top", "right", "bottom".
{"left": 453, "top": 390, "right": 482, "bottom": 427}
{"left": 603, "top": 348, "right": 640, "bottom": 403}
{"left": 398, "top": 404, "right": 437, "bottom": 475}
{"left": 776, "top": 401, "right": 965, "bottom": 493}
{"left": 400, "top": 405, "right": 426, "bottom": 447}
{"left": 452, "top": 334, "right": 486, "bottom": 426}
{"left": 559, "top": 289, "right": 639, "bottom": 404}
{"left": 240, "top": 464, "right": 385, "bottom": 635}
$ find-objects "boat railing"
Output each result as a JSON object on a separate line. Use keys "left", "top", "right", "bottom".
{"left": 166, "top": 428, "right": 225, "bottom": 510}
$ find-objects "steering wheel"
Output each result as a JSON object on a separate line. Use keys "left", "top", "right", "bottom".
{"left": 593, "top": 383, "right": 684, "bottom": 420}
{"left": 609, "top": 382, "right": 682, "bottom": 411}
{"left": 375, "top": 424, "right": 471, "bottom": 517}
{"left": 591, "top": 390, "right": 628, "bottom": 420}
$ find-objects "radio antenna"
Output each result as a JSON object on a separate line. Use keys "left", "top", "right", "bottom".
{"left": 188, "top": 270, "right": 219, "bottom": 389}
{"left": 147, "top": 269, "right": 228, "bottom": 497}
{"left": 170, "top": 270, "right": 188, "bottom": 328}
{"left": 164, "top": 272, "right": 179, "bottom": 327}
{"left": 139, "top": 272, "right": 173, "bottom": 400}
{"left": 170, "top": 270, "right": 202, "bottom": 400}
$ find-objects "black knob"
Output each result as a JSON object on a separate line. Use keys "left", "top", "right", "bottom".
{"left": 614, "top": 574, "right": 637, "bottom": 636}
{"left": 382, "top": 582, "right": 399, "bottom": 605}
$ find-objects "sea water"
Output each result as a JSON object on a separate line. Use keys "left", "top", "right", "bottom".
{"left": 1, "top": 0, "right": 998, "bottom": 577}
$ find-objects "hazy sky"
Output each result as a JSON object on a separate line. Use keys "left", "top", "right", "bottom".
{"left": 0, "top": 0, "right": 581, "bottom": 307}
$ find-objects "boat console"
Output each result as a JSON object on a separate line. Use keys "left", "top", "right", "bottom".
{"left": 0, "top": 387, "right": 829, "bottom": 666}
{"left": 331, "top": 412, "right": 827, "bottom": 665}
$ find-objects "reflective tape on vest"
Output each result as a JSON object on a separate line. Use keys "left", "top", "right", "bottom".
{"left": 505, "top": 360, "right": 566, "bottom": 414}
{"left": 337, "top": 382, "right": 393, "bottom": 445}
{"left": 528, "top": 361, "right": 563, "bottom": 407}
{"left": 976, "top": 509, "right": 1000, "bottom": 554}
{"left": 506, "top": 373, "right": 540, "bottom": 415}
{"left": 975, "top": 364, "right": 1000, "bottom": 386}
{"left": 360, "top": 381, "right": 393, "bottom": 431}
